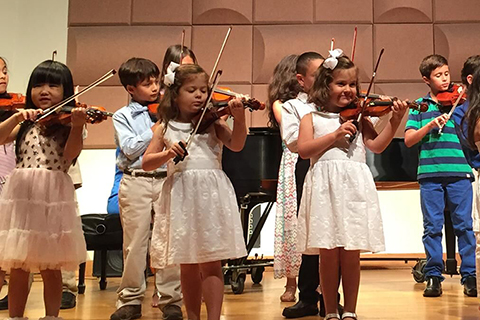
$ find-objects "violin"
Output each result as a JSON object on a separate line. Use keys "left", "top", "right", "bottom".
{"left": 36, "top": 102, "right": 113, "bottom": 126}
{"left": 340, "top": 97, "right": 428, "bottom": 121}
{"left": 212, "top": 87, "right": 265, "bottom": 110}
{"left": 0, "top": 93, "right": 26, "bottom": 110}
{"left": 193, "top": 95, "right": 265, "bottom": 134}
{"left": 436, "top": 83, "right": 466, "bottom": 109}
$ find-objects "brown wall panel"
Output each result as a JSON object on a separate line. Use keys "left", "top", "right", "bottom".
{"left": 77, "top": 86, "right": 130, "bottom": 148}
{"left": 315, "top": 0, "right": 373, "bottom": 23}
{"left": 68, "top": 26, "right": 192, "bottom": 86}
{"left": 69, "top": 0, "right": 131, "bottom": 26}
{"left": 254, "top": 0, "right": 313, "bottom": 24}
{"left": 66, "top": 0, "right": 480, "bottom": 146}
{"left": 253, "top": 25, "right": 372, "bottom": 84}
{"left": 132, "top": 0, "right": 192, "bottom": 25}
{"left": 374, "top": 24, "right": 433, "bottom": 82}
{"left": 192, "top": 0, "right": 252, "bottom": 24}
{"left": 435, "top": 0, "right": 480, "bottom": 23}
{"left": 251, "top": 84, "right": 269, "bottom": 127}
{"left": 434, "top": 24, "right": 480, "bottom": 83}
{"left": 374, "top": 0, "right": 432, "bottom": 23}
{"left": 192, "top": 26, "right": 252, "bottom": 83}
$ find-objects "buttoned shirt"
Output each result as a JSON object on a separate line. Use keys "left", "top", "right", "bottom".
{"left": 281, "top": 92, "right": 317, "bottom": 152}
{"left": 113, "top": 100, "right": 162, "bottom": 171}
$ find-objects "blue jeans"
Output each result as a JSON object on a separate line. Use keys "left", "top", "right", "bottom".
{"left": 420, "top": 178, "right": 476, "bottom": 282}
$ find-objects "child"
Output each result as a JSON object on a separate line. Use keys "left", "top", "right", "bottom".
{"left": 0, "top": 56, "right": 18, "bottom": 311}
{"left": 266, "top": 54, "right": 302, "bottom": 302}
{"left": 296, "top": 52, "right": 408, "bottom": 320}
{"left": 112, "top": 57, "right": 182, "bottom": 320}
{"left": 464, "top": 66, "right": 480, "bottom": 309}
{"left": 160, "top": 44, "right": 197, "bottom": 93}
{"left": 405, "top": 54, "right": 476, "bottom": 298}
{"left": 142, "top": 64, "right": 247, "bottom": 320}
{"left": 0, "top": 60, "right": 88, "bottom": 320}
{"left": 281, "top": 51, "right": 327, "bottom": 318}
{"left": 454, "top": 56, "right": 480, "bottom": 303}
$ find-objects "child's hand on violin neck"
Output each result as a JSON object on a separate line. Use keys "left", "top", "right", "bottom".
{"left": 16, "top": 109, "right": 43, "bottom": 123}
{"left": 169, "top": 140, "right": 188, "bottom": 159}
{"left": 390, "top": 99, "right": 409, "bottom": 121}
{"left": 228, "top": 98, "right": 245, "bottom": 121}
{"left": 336, "top": 119, "right": 357, "bottom": 139}
{"left": 430, "top": 113, "right": 450, "bottom": 129}
{"left": 70, "top": 105, "right": 88, "bottom": 127}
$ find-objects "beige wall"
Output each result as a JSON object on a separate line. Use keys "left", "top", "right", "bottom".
{"left": 2, "top": 0, "right": 68, "bottom": 94}
{"left": 67, "top": 0, "right": 480, "bottom": 147}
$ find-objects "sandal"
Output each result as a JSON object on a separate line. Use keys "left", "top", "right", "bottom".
{"left": 341, "top": 312, "right": 357, "bottom": 319}
{"left": 280, "top": 285, "right": 296, "bottom": 302}
{"left": 325, "top": 313, "right": 341, "bottom": 319}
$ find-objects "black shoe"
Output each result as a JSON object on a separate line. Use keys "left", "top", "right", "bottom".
{"left": 319, "top": 294, "right": 326, "bottom": 317}
{"left": 162, "top": 304, "right": 183, "bottom": 320}
{"left": 60, "top": 291, "right": 76, "bottom": 309}
{"left": 463, "top": 276, "right": 477, "bottom": 297}
{"left": 0, "top": 294, "right": 7, "bottom": 311}
{"left": 282, "top": 300, "right": 318, "bottom": 318}
{"left": 110, "top": 305, "right": 142, "bottom": 320}
{"left": 423, "top": 277, "right": 442, "bottom": 297}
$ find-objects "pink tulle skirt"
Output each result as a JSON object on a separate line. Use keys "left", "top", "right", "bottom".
{"left": 0, "top": 168, "right": 86, "bottom": 272}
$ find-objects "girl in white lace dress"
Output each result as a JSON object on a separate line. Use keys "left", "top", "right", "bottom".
{"left": 296, "top": 52, "right": 408, "bottom": 320}
{"left": 142, "top": 64, "right": 247, "bottom": 320}
{"left": 0, "top": 60, "right": 88, "bottom": 320}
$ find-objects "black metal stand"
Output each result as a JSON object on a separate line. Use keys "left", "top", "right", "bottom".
{"left": 224, "top": 192, "right": 274, "bottom": 294}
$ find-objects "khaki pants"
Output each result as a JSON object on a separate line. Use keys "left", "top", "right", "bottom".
{"left": 116, "top": 174, "right": 181, "bottom": 309}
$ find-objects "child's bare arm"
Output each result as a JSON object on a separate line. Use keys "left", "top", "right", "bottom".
{"left": 297, "top": 113, "right": 356, "bottom": 159}
{"left": 142, "top": 124, "right": 186, "bottom": 171}
{"left": 405, "top": 113, "right": 449, "bottom": 147}
{"left": 0, "top": 109, "right": 42, "bottom": 145}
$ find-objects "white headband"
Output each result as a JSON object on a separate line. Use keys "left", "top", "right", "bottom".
{"left": 163, "top": 61, "right": 180, "bottom": 87}
{"left": 323, "top": 48, "right": 344, "bottom": 70}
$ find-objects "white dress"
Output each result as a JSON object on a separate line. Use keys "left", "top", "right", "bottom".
{"left": 0, "top": 124, "right": 86, "bottom": 272}
{"left": 150, "top": 120, "right": 247, "bottom": 268}
{"left": 297, "top": 112, "right": 385, "bottom": 254}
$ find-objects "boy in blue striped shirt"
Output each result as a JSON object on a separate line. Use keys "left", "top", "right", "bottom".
{"left": 405, "top": 54, "right": 476, "bottom": 298}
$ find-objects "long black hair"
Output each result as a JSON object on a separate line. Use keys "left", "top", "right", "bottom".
{"left": 16, "top": 60, "right": 75, "bottom": 159}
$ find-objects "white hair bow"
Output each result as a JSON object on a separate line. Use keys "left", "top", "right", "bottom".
{"left": 323, "top": 48, "right": 344, "bottom": 70}
{"left": 163, "top": 61, "right": 180, "bottom": 87}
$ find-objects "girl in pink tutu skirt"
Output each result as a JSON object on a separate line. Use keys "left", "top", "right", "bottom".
{"left": 0, "top": 60, "right": 88, "bottom": 320}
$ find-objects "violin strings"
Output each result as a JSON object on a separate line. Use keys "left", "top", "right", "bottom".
{"left": 185, "top": 70, "right": 223, "bottom": 150}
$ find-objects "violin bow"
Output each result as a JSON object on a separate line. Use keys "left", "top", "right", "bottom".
{"left": 330, "top": 38, "right": 335, "bottom": 51}
{"left": 173, "top": 70, "right": 223, "bottom": 164}
{"left": 36, "top": 69, "right": 116, "bottom": 123}
{"left": 349, "top": 48, "right": 384, "bottom": 142}
{"left": 351, "top": 26, "right": 357, "bottom": 62}
{"left": 179, "top": 29, "right": 186, "bottom": 64}
{"left": 438, "top": 84, "right": 465, "bottom": 134}
{"left": 209, "top": 26, "right": 232, "bottom": 84}
{"left": 52, "top": 50, "right": 57, "bottom": 61}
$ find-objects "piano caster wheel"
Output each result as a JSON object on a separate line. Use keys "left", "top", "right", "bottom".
{"left": 231, "top": 273, "right": 245, "bottom": 294}
{"left": 412, "top": 259, "right": 426, "bottom": 283}
{"left": 251, "top": 266, "right": 264, "bottom": 284}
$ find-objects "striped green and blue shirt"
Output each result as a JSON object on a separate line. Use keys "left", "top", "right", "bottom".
{"left": 405, "top": 93, "right": 473, "bottom": 181}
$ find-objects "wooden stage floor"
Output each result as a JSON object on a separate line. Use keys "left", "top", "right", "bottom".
{"left": 1, "top": 260, "right": 479, "bottom": 320}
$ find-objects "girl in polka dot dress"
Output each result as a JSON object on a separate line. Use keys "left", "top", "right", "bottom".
{"left": 0, "top": 60, "right": 88, "bottom": 320}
